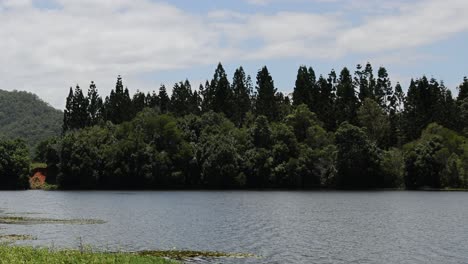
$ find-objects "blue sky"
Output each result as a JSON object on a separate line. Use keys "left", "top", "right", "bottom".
{"left": 0, "top": 0, "right": 467, "bottom": 108}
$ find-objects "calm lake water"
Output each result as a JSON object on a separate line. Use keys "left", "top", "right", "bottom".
{"left": 1, "top": 191, "right": 468, "bottom": 263}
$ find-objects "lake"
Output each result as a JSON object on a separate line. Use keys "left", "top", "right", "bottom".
{"left": 0, "top": 191, "right": 468, "bottom": 263}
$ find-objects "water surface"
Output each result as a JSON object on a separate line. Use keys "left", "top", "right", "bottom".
{"left": 0, "top": 191, "right": 467, "bottom": 263}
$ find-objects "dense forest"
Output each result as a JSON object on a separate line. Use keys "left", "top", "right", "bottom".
{"left": 1, "top": 62, "right": 468, "bottom": 190}
{"left": 0, "top": 90, "right": 62, "bottom": 149}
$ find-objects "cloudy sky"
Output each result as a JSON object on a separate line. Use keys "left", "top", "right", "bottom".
{"left": 1, "top": 0, "right": 468, "bottom": 109}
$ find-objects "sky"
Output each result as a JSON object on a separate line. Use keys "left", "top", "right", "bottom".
{"left": 1, "top": 0, "right": 468, "bottom": 109}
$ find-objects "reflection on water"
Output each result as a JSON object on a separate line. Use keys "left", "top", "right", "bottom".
{"left": 0, "top": 191, "right": 468, "bottom": 264}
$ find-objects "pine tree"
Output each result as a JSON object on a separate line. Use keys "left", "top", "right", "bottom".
{"left": 158, "top": 85, "right": 170, "bottom": 114}
{"left": 255, "top": 66, "right": 279, "bottom": 121}
{"left": 87, "top": 81, "right": 103, "bottom": 126}
{"left": 336, "top": 67, "right": 359, "bottom": 125}
{"left": 145, "top": 91, "right": 159, "bottom": 109}
{"left": 132, "top": 90, "right": 146, "bottom": 114}
{"left": 355, "top": 63, "right": 375, "bottom": 102}
{"left": 457, "top": 77, "right": 468, "bottom": 101}
{"left": 403, "top": 76, "right": 453, "bottom": 141}
{"left": 316, "top": 74, "right": 336, "bottom": 130}
{"left": 388, "top": 82, "right": 405, "bottom": 147}
{"left": 231, "top": 66, "right": 252, "bottom": 126}
{"left": 171, "top": 80, "right": 193, "bottom": 116}
{"left": 375, "top": 67, "right": 392, "bottom": 110}
{"left": 292, "top": 66, "right": 319, "bottom": 111}
{"left": 210, "top": 63, "right": 233, "bottom": 118}
{"left": 307, "top": 67, "right": 319, "bottom": 113}
{"left": 63, "top": 85, "right": 89, "bottom": 131}
{"left": 63, "top": 87, "right": 74, "bottom": 133}
{"left": 190, "top": 90, "right": 201, "bottom": 115}
{"left": 73, "top": 85, "right": 89, "bottom": 129}
{"left": 293, "top": 66, "right": 311, "bottom": 107}
{"left": 393, "top": 82, "right": 405, "bottom": 112}
{"left": 200, "top": 80, "right": 214, "bottom": 113}
{"left": 104, "top": 76, "right": 133, "bottom": 124}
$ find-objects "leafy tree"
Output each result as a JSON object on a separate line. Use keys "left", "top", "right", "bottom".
{"left": 380, "top": 148, "right": 404, "bottom": 188}
{"left": 285, "top": 104, "right": 321, "bottom": 142}
{"left": 335, "top": 122, "right": 382, "bottom": 188}
{"left": 358, "top": 98, "right": 391, "bottom": 147}
{"left": 251, "top": 115, "right": 272, "bottom": 149}
{"left": 197, "top": 132, "right": 242, "bottom": 188}
{"left": 0, "top": 139, "right": 30, "bottom": 189}
{"left": 404, "top": 136, "right": 443, "bottom": 189}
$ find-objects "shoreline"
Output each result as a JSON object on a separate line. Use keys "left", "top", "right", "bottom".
{"left": 13, "top": 188, "right": 468, "bottom": 192}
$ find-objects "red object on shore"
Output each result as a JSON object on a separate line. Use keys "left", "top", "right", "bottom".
{"left": 29, "top": 168, "right": 47, "bottom": 189}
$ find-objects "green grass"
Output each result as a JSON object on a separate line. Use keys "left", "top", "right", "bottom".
{"left": 0, "top": 245, "right": 178, "bottom": 264}
{"left": 30, "top": 163, "right": 47, "bottom": 170}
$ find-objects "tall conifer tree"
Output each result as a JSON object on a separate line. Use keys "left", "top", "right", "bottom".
{"left": 255, "top": 66, "right": 279, "bottom": 121}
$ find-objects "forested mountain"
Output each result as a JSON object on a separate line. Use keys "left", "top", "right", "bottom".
{"left": 0, "top": 90, "right": 62, "bottom": 149}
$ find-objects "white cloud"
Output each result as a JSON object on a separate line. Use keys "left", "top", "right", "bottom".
{"left": 0, "top": 0, "right": 466, "bottom": 108}
{"left": 337, "top": 0, "right": 468, "bottom": 54}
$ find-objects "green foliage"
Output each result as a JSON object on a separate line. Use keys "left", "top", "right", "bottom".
{"left": 197, "top": 132, "right": 242, "bottom": 188}
{"left": 0, "top": 139, "right": 31, "bottom": 189}
{"left": 403, "top": 77, "right": 457, "bottom": 141}
{"left": 285, "top": 104, "right": 321, "bottom": 142}
{"left": 231, "top": 67, "right": 252, "bottom": 127}
{"left": 1, "top": 61, "right": 466, "bottom": 190}
{"left": 457, "top": 77, "right": 468, "bottom": 101}
{"left": 335, "top": 122, "right": 383, "bottom": 188}
{"left": 336, "top": 67, "right": 359, "bottom": 125}
{"left": 0, "top": 245, "right": 176, "bottom": 264}
{"left": 358, "top": 98, "right": 391, "bottom": 147}
{"left": 103, "top": 76, "right": 133, "bottom": 124}
{"left": 292, "top": 66, "right": 318, "bottom": 112}
{"left": 380, "top": 148, "right": 405, "bottom": 188}
{"left": 404, "top": 123, "right": 468, "bottom": 189}
{"left": 255, "top": 66, "right": 279, "bottom": 121}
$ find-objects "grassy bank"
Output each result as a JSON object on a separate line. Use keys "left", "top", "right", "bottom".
{"left": 0, "top": 245, "right": 178, "bottom": 264}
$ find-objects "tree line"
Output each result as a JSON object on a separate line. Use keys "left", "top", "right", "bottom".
{"left": 3, "top": 62, "right": 468, "bottom": 190}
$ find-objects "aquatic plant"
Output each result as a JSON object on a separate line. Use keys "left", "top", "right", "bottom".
{"left": 138, "top": 249, "right": 258, "bottom": 260}
{"left": 0, "top": 216, "right": 105, "bottom": 225}
{"left": 0, "top": 245, "right": 176, "bottom": 264}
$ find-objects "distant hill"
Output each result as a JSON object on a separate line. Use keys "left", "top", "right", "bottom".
{"left": 0, "top": 90, "right": 62, "bottom": 149}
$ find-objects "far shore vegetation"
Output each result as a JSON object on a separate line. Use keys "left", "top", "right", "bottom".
{"left": 0, "top": 62, "right": 467, "bottom": 191}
